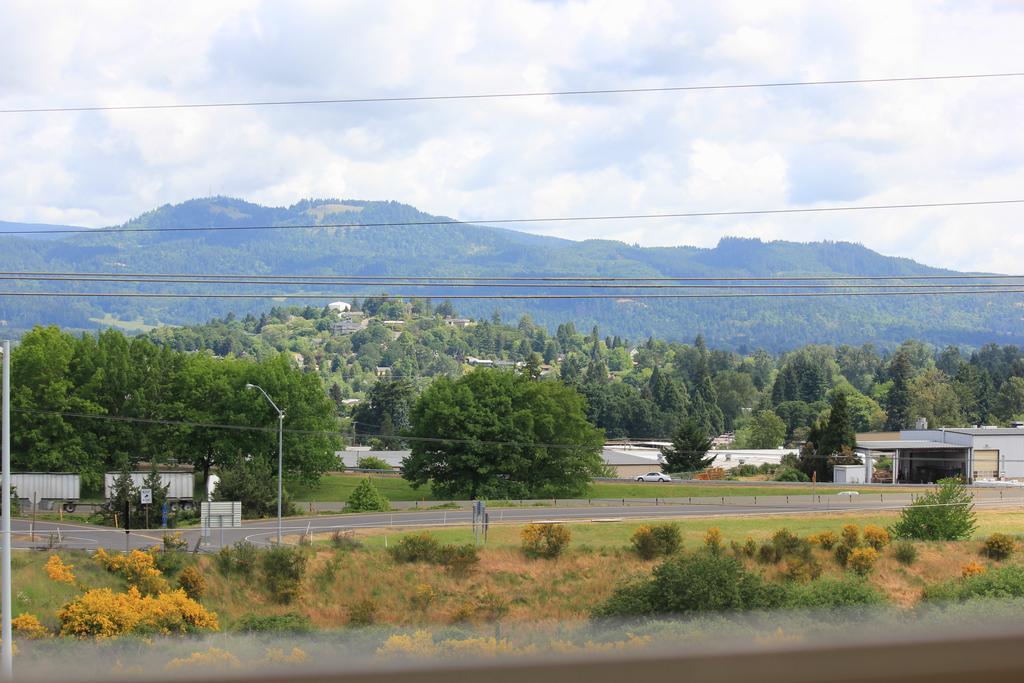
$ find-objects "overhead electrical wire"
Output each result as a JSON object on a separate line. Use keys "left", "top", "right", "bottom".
{"left": 5, "top": 271, "right": 1024, "bottom": 281}
{"left": 3, "top": 274, "right": 1024, "bottom": 291}
{"left": 1, "top": 289, "right": 1024, "bottom": 300}
{"left": 2, "top": 198, "right": 1023, "bottom": 236}
{"left": 3, "top": 71, "right": 1022, "bottom": 114}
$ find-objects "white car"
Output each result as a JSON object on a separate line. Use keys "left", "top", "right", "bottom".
{"left": 635, "top": 472, "right": 672, "bottom": 483}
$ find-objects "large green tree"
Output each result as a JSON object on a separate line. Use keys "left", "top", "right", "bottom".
{"left": 660, "top": 418, "right": 714, "bottom": 472}
{"left": 735, "top": 410, "right": 786, "bottom": 449}
{"left": 402, "top": 369, "right": 604, "bottom": 499}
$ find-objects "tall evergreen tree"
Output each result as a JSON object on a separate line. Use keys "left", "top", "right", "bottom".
{"left": 884, "top": 351, "right": 913, "bottom": 430}
{"left": 690, "top": 376, "right": 724, "bottom": 436}
{"left": 660, "top": 418, "right": 715, "bottom": 473}
{"left": 817, "top": 391, "right": 856, "bottom": 456}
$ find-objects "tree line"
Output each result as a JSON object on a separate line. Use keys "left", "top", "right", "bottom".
{"left": 12, "top": 326, "right": 340, "bottom": 490}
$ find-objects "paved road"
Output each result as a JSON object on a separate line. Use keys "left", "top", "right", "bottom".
{"left": 10, "top": 490, "right": 1024, "bottom": 551}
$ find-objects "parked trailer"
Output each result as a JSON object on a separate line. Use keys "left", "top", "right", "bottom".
{"left": 11, "top": 473, "right": 81, "bottom": 513}
{"left": 104, "top": 470, "right": 196, "bottom": 511}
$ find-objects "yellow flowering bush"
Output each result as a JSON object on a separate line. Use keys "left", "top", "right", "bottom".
{"left": 961, "top": 561, "right": 986, "bottom": 578}
{"left": 165, "top": 647, "right": 240, "bottom": 671}
{"left": 45, "top": 555, "right": 76, "bottom": 585}
{"left": 521, "top": 523, "right": 570, "bottom": 559}
{"left": 12, "top": 613, "right": 49, "bottom": 639}
{"left": 93, "top": 548, "right": 168, "bottom": 594}
{"left": 848, "top": 547, "right": 879, "bottom": 576}
{"left": 411, "top": 583, "right": 435, "bottom": 612}
{"left": 808, "top": 531, "right": 837, "bottom": 550}
{"left": 58, "top": 587, "right": 218, "bottom": 638}
{"left": 703, "top": 527, "right": 723, "bottom": 553}
{"left": 840, "top": 524, "right": 860, "bottom": 548}
{"left": 863, "top": 525, "right": 891, "bottom": 551}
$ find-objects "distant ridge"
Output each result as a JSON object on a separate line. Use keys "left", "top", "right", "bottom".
{"left": 0, "top": 196, "right": 1017, "bottom": 351}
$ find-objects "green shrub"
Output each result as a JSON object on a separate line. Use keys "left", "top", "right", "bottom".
{"left": 982, "top": 533, "right": 1016, "bottom": 561}
{"left": 782, "top": 556, "right": 822, "bottom": 583}
{"left": 773, "top": 467, "right": 809, "bottom": 482}
{"left": 889, "top": 477, "right": 977, "bottom": 541}
{"left": 742, "top": 537, "right": 757, "bottom": 557}
{"left": 631, "top": 524, "right": 681, "bottom": 560}
{"left": 233, "top": 541, "right": 258, "bottom": 577}
{"left": 521, "top": 523, "right": 571, "bottom": 559}
{"left": 261, "top": 546, "right": 308, "bottom": 605}
{"left": 756, "top": 542, "right": 778, "bottom": 564}
{"left": 348, "top": 598, "right": 378, "bottom": 626}
{"left": 834, "top": 543, "right": 852, "bottom": 568}
{"left": 848, "top": 547, "right": 880, "bottom": 576}
{"left": 892, "top": 541, "right": 918, "bottom": 565}
{"left": 594, "top": 550, "right": 786, "bottom": 619}
{"left": 345, "top": 478, "right": 390, "bottom": 513}
{"left": 214, "top": 546, "right": 234, "bottom": 575}
{"left": 437, "top": 544, "right": 480, "bottom": 576}
{"left": 153, "top": 550, "right": 186, "bottom": 576}
{"left": 785, "top": 577, "right": 885, "bottom": 609}
{"left": 235, "top": 612, "right": 312, "bottom": 633}
{"left": 772, "top": 529, "right": 809, "bottom": 559}
{"left": 314, "top": 556, "right": 341, "bottom": 591}
{"left": 704, "top": 527, "right": 723, "bottom": 555}
{"left": 356, "top": 455, "right": 391, "bottom": 470}
{"left": 389, "top": 533, "right": 442, "bottom": 563}
{"left": 923, "top": 565, "right": 1024, "bottom": 602}
{"left": 177, "top": 565, "right": 206, "bottom": 600}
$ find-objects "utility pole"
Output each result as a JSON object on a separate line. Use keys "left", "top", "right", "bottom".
{"left": 2, "top": 340, "right": 13, "bottom": 680}
{"left": 245, "top": 384, "right": 284, "bottom": 545}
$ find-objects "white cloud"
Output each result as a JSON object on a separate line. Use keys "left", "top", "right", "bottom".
{"left": 1, "top": 0, "right": 1024, "bottom": 272}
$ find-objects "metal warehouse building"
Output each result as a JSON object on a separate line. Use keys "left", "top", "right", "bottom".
{"left": 856, "top": 426, "right": 1024, "bottom": 484}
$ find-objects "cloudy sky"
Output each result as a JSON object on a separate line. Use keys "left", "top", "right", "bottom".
{"left": 2, "top": 0, "right": 1023, "bottom": 272}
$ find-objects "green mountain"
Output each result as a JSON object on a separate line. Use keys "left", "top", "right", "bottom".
{"left": 0, "top": 196, "right": 1019, "bottom": 351}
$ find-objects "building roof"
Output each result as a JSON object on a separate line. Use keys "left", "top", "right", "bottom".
{"left": 601, "top": 448, "right": 664, "bottom": 466}
{"left": 856, "top": 440, "right": 967, "bottom": 450}
{"left": 942, "top": 428, "right": 1024, "bottom": 436}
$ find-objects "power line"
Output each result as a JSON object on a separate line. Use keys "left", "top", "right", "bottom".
{"left": 1, "top": 288, "right": 1024, "bottom": 300}
{"left": 5, "top": 274, "right": 1024, "bottom": 291}
{"left": 7, "top": 271, "right": 1024, "bottom": 281}
{"left": 4, "top": 71, "right": 1022, "bottom": 114}
{"left": 4, "top": 198, "right": 1023, "bottom": 236}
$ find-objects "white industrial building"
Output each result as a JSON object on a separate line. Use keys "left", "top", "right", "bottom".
{"left": 856, "top": 426, "right": 1024, "bottom": 484}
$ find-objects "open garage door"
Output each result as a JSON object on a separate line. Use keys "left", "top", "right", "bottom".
{"left": 973, "top": 449, "right": 999, "bottom": 481}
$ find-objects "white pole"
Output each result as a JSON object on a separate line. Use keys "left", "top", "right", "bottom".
{"left": 2, "top": 340, "right": 12, "bottom": 679}
{"left": 277, "top": 411, "right": 283, "bottom": 546}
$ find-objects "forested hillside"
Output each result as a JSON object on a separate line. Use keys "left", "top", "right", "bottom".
{"left": 1, "top": 196, "right": 1022, "bottom": 350}
{"left": 143, "top": 302, "right": 1024, "bottom": 452}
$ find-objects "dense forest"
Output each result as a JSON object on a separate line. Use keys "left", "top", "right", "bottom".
{"left": 143, "top": 301, "right": 1024, "bottom": 454}
{"left": 1, "top": 196, "right": 1023, "bottom": 350}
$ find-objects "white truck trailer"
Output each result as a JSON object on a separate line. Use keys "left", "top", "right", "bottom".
{"left": 104, "top": 468, "right": 196, "bottom": 510}
{"left": 11, "top": 473, "right": 81, "bottom": 513}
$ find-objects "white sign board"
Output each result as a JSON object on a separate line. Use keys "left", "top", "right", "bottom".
{"left": 140, "top": 488, "right": 152, "bottom": 505}
{"left": 200, "top": 501, "right": 242, "bottom": 529}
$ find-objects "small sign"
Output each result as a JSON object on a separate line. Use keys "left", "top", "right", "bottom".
{"left": 140, "top": 488, "right": 152, "bottom": 505}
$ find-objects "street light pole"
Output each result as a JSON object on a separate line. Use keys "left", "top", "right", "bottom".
{"left": 246, "top": 384, "right": 284, "bottom": 545}
{"left": 2, "top": 341, "right": 12, "bottom": 680}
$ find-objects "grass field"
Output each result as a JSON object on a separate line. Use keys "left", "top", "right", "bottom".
{"left": 18, "top": 509, "right": 1024, "bottom": 635}
{"left": 290, "top": 473, "right": 913, "bottom": 503}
